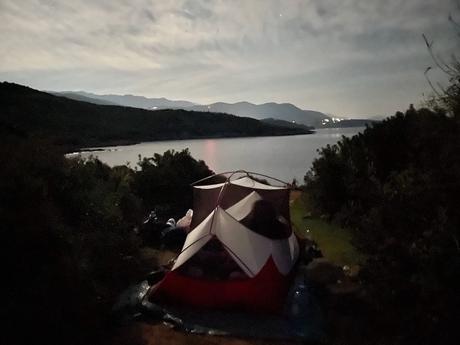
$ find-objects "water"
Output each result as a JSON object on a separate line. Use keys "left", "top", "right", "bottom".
{"left": 75, "top": 127, "right": 364, "bottom": 182}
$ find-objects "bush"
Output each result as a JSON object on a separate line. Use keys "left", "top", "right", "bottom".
{"left": 133, "top": 149, "right": 214, "bottom": 219}
{"left": 1, "top": 134, "right": 146, "bottom": 345}
{"left": 0, "top": 132, "right": 216, "bottom": 344}
{"left": 304, "top": 107, "right": 460, "bottom": 344}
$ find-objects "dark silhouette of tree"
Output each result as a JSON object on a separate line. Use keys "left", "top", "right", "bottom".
{"left": 1, "top": 129, "right": 213, "bottom": 344}
{"left": 304, "top": 106, "right": 460, "bottom": 344}
{"left": 423, "top": 10, "right": 460, "bottom": 117}
{"left": 133, "top": 149, "right": 214, "bottom": 219}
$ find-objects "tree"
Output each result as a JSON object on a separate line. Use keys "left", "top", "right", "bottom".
{"left": 304, "top": 106, "right": 460, "bottom": 344}
{"left": 423, "top": 11, "right": 460, "bottom": 117}
{"left": 1, "top": 134, "right": 145, "bottom": 345}
{"left": 133, "top": 149, "right": 214, "bottom": 219}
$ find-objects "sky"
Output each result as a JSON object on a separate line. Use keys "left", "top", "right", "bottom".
{"left": 0, "top": 0, "right": 458, "bottom": 117}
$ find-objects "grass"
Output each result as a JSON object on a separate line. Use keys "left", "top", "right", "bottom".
{"left": 290, "top": 191, "right": 365, "bottom": 267}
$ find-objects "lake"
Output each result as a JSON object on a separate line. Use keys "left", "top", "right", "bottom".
{"left": 74, "top": 127, "right": 364, "bottom": 183}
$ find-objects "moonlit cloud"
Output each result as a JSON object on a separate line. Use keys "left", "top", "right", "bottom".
{"left": 0, "top": 0, "right": 457, "bottom": 117}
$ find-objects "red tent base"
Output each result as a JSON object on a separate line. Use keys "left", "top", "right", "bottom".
{"left": 149, "top": 257, "right": 294, "bottom": 313}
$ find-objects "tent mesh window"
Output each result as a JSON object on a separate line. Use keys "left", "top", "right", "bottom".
{"left": 176, "top": 238, "right": 248, "bottom": 281}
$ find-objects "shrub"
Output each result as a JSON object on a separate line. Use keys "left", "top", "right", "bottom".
{"left": 304, "top": 107, "right": 460, "bottom": 344}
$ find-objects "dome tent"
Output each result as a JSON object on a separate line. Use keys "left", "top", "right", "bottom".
{"left": 149, "top": 171, "right": 300, "bottom": 313}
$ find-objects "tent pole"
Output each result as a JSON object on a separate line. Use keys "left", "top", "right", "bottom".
{"left": 221, "top": 242, "right": 255, "bottom": 277}
{"left": 191, "top": 170, "right": 244, "bottom": 186}
{"left": 166, "top": 233, "right": 213, "bottom": 268}
{"left": 191, "top": 170, "right": 289, "bottom": 187}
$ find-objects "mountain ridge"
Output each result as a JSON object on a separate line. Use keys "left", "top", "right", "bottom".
{"left": 50, "top": 90, "right": 378, "bottom": 128}
{"left": 52, "top": 90, "right": 197, "bottom": 109}
{"left": 2, "top": 82, "right": 312, "bottom": 149}
{"left": 187, "top": 101, "right": 329, "bottom": 127}
{"left": 51, "top": 90, "right": 330, "bottom": 127}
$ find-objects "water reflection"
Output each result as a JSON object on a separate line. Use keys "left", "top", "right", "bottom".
{"left": 203, "top": 139, "right": 217, "bottom": 169}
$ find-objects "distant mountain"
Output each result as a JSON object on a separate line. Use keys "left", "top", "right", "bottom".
{"left": 51, "top": 91, "right": 329, "bottom": 127}
{"left": 2, "top": 82, "right": 311, "bottom": 149}
{"left": 187, "top": 102, "right": 329, "bottom": 127}
{"left": 50, "top": 92, "right": 118, "bottom": 106}
{"left": 52, "top": 91, "right": 197, "bottom": 109}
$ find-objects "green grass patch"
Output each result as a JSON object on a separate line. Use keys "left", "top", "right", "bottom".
{"left": 290, "top": 193, "right": 365, "bottom": 267}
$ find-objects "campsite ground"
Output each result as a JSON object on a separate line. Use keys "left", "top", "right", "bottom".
{"left": 290, "top": 191, "right": 365, "bottom": 267}
{"left": 115, "top": 191, "right": 361, "bottom": 345}
{"left": 114, "top": 322, "right": 301, "bottom": 345}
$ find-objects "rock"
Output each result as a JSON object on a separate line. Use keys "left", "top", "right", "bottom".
{"left": 303, "top": 212, "right": 313, "bottom": 219}
{"left": 345, "top": 265, "right": 361, "bottom": 280}
{"left": 305, "top": 258, "right": 344, "bottom": 286}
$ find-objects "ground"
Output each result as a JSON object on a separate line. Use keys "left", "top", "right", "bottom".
{"left": 114, "top": 323, "right": 300, "bottom": 345}
{"left": 290, "top": 191, "right": 364, "bottom": 267}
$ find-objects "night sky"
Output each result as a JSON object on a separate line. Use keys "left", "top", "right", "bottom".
{"left": 1, "top": 0, "right": 458, "bottom": 117}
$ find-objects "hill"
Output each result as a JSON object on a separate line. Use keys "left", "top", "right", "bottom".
{"left": 261, "top": 118, "right": 314, "bottom": 131}
{"left": 51, "top": 91, "right": 329, "bottom": 127}
{"left": 187, "top": 101, "right": 329, "bottom": 127}
{"left": 52, "top": 91, "right": 196, "bottom": 109}
{"left": 50, "top": 91, "right": 118, "bottom": 106}
{"left": 1, "top": 82, "right": 311, "bottom": 149}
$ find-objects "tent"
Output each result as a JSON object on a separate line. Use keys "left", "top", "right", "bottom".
{"left": 149, "top": 171, "right": 300, "bottom": 313}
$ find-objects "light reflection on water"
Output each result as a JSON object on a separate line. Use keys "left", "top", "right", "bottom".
{"left": 77, "top": 127, "right": 364, "bottom": 182}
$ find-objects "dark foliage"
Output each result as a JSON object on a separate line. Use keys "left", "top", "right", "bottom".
{"left": 304, "top": 107, "right": 460, "bottom": 344}
{"left": 133, "top": 149, "right": 213, "bottom": 219}
{"left": 1, "top": 135, "right": 142, "bottom": 344}
{"left": 0, "top": 82, "right": 310, "bottom": 150}
{"left": 0, "top": 129, "right": 212, "bottom": 344}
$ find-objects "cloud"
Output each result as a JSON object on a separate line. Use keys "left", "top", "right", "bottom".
{"left": 0, "top": 0, "right": 457, "bottom": 116}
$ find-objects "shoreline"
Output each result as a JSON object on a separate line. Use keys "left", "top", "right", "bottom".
{"left": 65, "top": 130, "right": 315, "bottom": 154}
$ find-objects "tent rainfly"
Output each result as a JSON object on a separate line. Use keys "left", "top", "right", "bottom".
{"left": 149, "top": 172, "right": 300, "bottom": 313}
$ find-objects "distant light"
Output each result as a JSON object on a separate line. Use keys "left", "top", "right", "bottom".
{"left": 279, "top": 13, "right": 283, "bottom": 17}
{"left": 291, "top": 120, "right": 295, "bottom": 123}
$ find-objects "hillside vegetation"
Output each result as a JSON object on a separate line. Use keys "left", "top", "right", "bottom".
{"left": 304, "top": 105, "right": 460, "bottom": 344}
{"left": 1, "top": 127, "right": 213, "bottom": 344}
{"left": 1, "top": 82, "right": 310, "bottom": 149}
